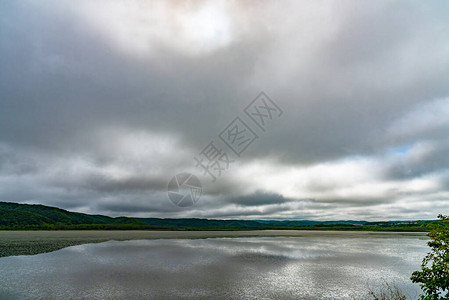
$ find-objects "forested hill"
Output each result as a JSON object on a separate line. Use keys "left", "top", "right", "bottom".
{"left": 0, "top": 201, "right": 144, "bottom": 227}
{"left": 0, "top": 201, "right": 437, "bottom": 231}
{"left": 0, "top": 201, "right": 369, "bottom": 229}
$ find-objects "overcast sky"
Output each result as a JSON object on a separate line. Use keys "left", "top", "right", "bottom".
{"left": 1, "top": 0, "right": 449, "bottom": 220}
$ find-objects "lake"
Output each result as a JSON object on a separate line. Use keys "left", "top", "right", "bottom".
{"left": 0, "top": 231, "right": 428, "bottom": 299}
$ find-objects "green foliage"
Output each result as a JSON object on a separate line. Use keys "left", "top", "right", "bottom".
{"left": 0, "top": 202, "right": 146, "bottom": 228}
{"left": 411, "top": 214, "right": 449, "bottom": 299}
{"left": 0, "top": 208, "right": 52, "bottom": 226}
{"left": 368, "top": 281, "right": 407, "bottom": 300}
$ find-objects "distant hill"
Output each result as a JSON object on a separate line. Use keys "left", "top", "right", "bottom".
{"left": 0, "top": 201, "right": 436, "bottom": 231}
{"left": 137, "top": 218, "right": 368, "bottom": 228}
{"left": 0, "top": 202, "right": 145, "bottom": 227}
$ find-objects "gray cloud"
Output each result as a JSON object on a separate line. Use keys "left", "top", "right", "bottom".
{"left": 1, "top": 0, "right": 449, "bottom": 220}
{"left": 225, "top": 191, "right": 291, "bottom": 207}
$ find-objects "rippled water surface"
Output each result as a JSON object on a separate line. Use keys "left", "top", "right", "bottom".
{"left": 0, "top": 231, "right": 428, "bottom": 299}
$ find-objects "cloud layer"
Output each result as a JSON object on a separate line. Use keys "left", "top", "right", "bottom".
{"left": 1, "top": 0, "right": 449, "bottom": 220}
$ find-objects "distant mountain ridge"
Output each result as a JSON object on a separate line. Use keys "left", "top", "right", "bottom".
{"left": 0, "top": 201, "right": 370, "bottom": 228}
{"left": 0, "top": 201, "right": 433, "bottom": 231}
{"left": 0, "top": 202, "right": 144, "bottom": 227}
{"left": 136, "top": 218, "right": 368, "bottom": 228}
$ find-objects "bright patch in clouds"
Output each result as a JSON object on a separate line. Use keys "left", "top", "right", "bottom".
{"left": 76, "top": 0, "right": 233, "bottom": 56}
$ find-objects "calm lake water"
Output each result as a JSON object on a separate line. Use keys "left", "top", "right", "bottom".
{"left": 0, "top": 231, "right": 428, "bottom": 299}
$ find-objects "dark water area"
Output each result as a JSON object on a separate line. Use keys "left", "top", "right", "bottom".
{"left": 0, "top": 231, "right": 428, "bottom": 299}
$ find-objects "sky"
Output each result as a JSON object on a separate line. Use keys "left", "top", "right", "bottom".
{"left": 1, "top": 0, "right": 449, "bottom": 220}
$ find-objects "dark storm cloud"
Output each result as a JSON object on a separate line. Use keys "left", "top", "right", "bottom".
{"left": 0, "top": 0, "right": 449, "bottom": 220}
{"left": 226, "top": 191, "right": 290, "bottom": 207}
{"left": 54, "top": 174, "right": 169, "bottom": 193}
{"left": 0, "top": 1, "right": 260, "bottom": 154}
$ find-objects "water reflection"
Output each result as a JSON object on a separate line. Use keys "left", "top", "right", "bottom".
{"left": 0, "top": 234, "right": 427, "bottom": 299}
